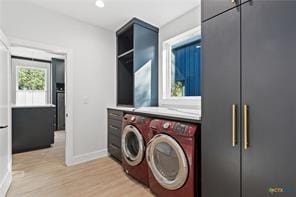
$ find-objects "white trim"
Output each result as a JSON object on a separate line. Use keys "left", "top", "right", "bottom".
{"left": 159, "top": 26, "right": 201, "bottom": 109}
{"left": 0, "top": 171, "right": 12, "bottom": 197}
{"left": 0, "top": 29, "right": 12, "bottom": 197}
{"left": 0, "top": 30, "right": 10, "bottom": 52}
{"left": 67, "top": 149, "right": 108, "bottom": 166}
{"left": 8, "top": 37, "right": 75, "bottom": 166}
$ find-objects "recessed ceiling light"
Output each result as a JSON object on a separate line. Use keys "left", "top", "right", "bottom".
{"left": 95, "top": 0, "right": 105, "bottom": 8}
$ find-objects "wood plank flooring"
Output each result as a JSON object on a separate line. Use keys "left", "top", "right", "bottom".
{"left": 7, "top": 131, "right": 154, "bottom": 197}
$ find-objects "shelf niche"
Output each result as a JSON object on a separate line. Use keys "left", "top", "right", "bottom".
{"left": 116, "top": 18, "right": 159, "bottom": 107}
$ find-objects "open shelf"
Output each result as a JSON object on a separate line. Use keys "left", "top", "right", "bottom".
{"left": 117, "top": 26, "right": 134, "bottom": 56}
{"left": 118, "top": 49, "right": 134, "bottom": 59}
{"left": 116, "top": 18, "right": 159, "bottom": 107}
{"left": 118, "top": 49, "right": 133, "bottom": 66}
{"left": 117, "top": 58, "right": 134, "bottom": 106}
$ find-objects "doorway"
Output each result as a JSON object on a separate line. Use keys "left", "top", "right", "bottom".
{"left": 10, "top": 46, "right": 67, "bottom": 166}
{"left": 7, "top": 37, "right": 75, "bottom": 168}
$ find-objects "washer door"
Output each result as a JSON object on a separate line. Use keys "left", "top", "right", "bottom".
{"left": 146, "top": 134, "right": 188, "bottom": 190}
{"left": 122, "top": 125, "right": 145, "bottom": 166}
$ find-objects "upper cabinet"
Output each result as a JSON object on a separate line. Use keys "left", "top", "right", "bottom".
{"left": 117, "top": 18, "right": 159, "bottom": 107}
{"left": 202, "top": 0, "right": 240, "bottom": 21}
{"left": 52, "top": 58, "right": 65, "bottom": 84}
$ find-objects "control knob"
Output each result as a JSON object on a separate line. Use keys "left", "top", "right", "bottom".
{"left": 163, "top": 122, "right": 170, "bottom": 129}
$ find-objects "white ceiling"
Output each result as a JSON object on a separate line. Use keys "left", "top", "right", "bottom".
{"left": 9, "top": 0, "right": 200, "bottom": 31}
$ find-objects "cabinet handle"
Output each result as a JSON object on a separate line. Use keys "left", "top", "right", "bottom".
{"left": 110, "top": 144, "right": 120, "bottom": 149}
{"left": 110, "top": 125, "right": 119, "bottom": 130}
{"left": 110, "top": 113, "right": 119, "bottom": 117}
{"left": 232, "top": 105, "right": 237, "bottom": 147}
{"left": 0, "top": 125, "right": 8, "bottom": 130}
{"left": 243, "top": 105, "right": 249, "bottom": 150}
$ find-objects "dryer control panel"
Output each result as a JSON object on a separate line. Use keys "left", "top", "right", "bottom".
{"left": 149, "top": 119, "right": 199, "bottom": 137}
{"left": 174, "top": 122, "right": 188, "bottom": 134}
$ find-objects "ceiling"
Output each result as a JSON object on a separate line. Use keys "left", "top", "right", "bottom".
{"left": 9, "top": 0, "right": 200, "bottom": 31}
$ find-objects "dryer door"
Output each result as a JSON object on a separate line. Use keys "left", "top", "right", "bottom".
{"left": 122, "top": 125, "right": 145, "bottom": 166}
{"left": 146, "top": 134, "right": 188, "bottom": 190}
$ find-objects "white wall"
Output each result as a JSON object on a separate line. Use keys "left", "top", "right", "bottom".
{"left": 160, "top": 7, "right": 201, "bottom": 44}
{"left": 158, "top": 6, "right": 201, "bottom": 109}
{"left": 1, "top": 2, "right": 116, "bottom": 159}
{"left": 0, "top": 0, "right": 3, "bottom": 29}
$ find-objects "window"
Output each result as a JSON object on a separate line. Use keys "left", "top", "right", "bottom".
{"left": 160, "top": 27, "right": 201, "bottom": 108}
{"left": 12, "top": 58, "right": 51, "bottom": 106}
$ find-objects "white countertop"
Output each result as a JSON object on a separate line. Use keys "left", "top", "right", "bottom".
{"left": 12, "top": 104, "right": 56, "bottom": 108}
{"left": 108, "top": 106, "right": 201, "bottom": 121}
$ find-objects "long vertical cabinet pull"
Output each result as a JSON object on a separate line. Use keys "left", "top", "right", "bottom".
{"left": 232, "top": 104, "right": 237, "bottom": 147}
{"left": 243, "top": 105, "right": 249, "bottom": 150}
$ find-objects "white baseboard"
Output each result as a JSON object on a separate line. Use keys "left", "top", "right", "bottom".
{"left": 0, "top": 171, "right": 12, "bottom": 197}
{"left": 66, "top": 149, "right": 108, "bottom": 166}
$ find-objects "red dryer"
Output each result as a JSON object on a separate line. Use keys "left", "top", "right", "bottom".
{"left": 146, "top": 119, "right": 200, "bottom": 197}
{"left": 121, "top": 114, "right": 151, "bottom": 186}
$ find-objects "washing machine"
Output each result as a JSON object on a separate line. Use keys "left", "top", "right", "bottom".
{"left": 146, "top": 119, "right": 200, "bottom": 197}
{"left": 121, "top": 114, "right": 151, "bottom": 186}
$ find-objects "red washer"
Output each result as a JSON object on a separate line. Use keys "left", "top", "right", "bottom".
{"left": 121, "top": 114, "right": 151, "bottom": 186}
{"left": 146, "top": 119, "right": 200, "bottom": 197}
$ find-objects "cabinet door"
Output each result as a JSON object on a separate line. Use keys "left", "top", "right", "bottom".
{"left": 242, "top": 2, "right": 296, "bottom": 196}
{"left": 52, "top": 58, "right": 65, "bottom": 84}
{"left": 202, "top": 0, "right": 240, "bottom": 21}
{"left": 202, "top": 8, "right": 241, "bottom": 197}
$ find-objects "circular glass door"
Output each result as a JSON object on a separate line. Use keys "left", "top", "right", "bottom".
{"left": 146, "top": 134, "right": 188, "bottom": 190}
{"left": 122, "top": 125, "right": 145, "bottom": 166}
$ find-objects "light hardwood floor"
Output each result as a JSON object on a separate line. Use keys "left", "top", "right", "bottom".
{"left": 7, "top": 131, "right": 154, "bottom": 197}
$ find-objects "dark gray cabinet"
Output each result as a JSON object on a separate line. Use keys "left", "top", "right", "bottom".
{"left": 202, "top": 0, "right": 240, "bottom": 21}
{"left": 57, "top": 92, "right": 65, "bottom": 130}
{"left": 202, "top": 7, "right": 241, "bottom": 197}
{"left": 117, "top": 18, "right": 159, "bottom": 107}
{"left": 107, "top": 109, "right": 124, "bottom": 161}
{"left": 52, "top": 58, "right": 65, "bottom": 84}
{"left": 52, "top": 58, "right": 65, "bottom": 131}
{"left": 12, "top": 107, "right": 55, "bottom": 153}
{"left": 241, "top": 2, "right": 296, "bottom": 197}
{"left": 202, "top": 1, "right": 296, "bottom": 197}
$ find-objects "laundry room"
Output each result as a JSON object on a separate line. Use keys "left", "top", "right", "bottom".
{"left": 1, "top": 0, "right": 295, "bottom": 197}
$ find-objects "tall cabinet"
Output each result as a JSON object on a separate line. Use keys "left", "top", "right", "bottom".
{"left": 116, "top": 18, "right": 159, "bottom": 107}
{"left": 202, "top": 1, "right": 296, "bottom": 197}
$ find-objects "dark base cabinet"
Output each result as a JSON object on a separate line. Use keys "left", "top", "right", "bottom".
{"left": 107, "top": 109, "right": 123, "bottom": 161}
{"left": 202, "top": 0, "right": 296, "bottom": 196}
{"left": 12, "top": 107, "right": 55, "bottom": 154}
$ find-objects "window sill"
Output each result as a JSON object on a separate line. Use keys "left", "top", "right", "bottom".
{"left": 159, "top": 97, "right": 201, "bottom": 110}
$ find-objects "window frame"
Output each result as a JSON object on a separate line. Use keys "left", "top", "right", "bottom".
{"left": 160, "top": 26, "right": 201, "bottom": 109}
{"left": 12, "top": 58, "right": 52, "bottom": 106}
